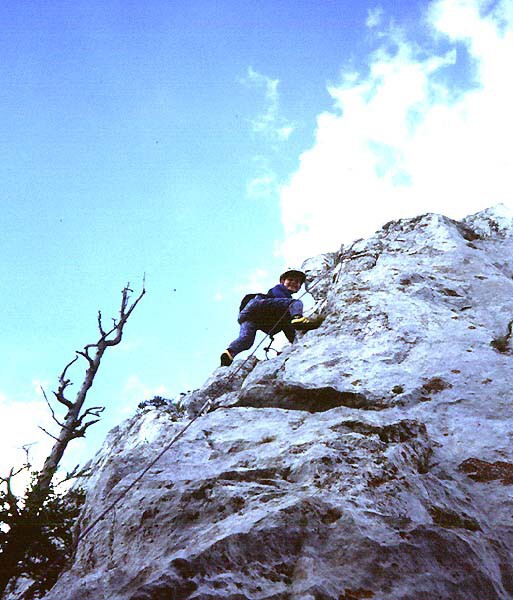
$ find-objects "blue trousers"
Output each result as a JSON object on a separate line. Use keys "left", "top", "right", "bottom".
{"left": 227, "top": 296, "right": 303, "bottom": 357}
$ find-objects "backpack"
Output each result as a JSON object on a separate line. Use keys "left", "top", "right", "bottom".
{"left": 239, "top": 292, "right": 268, "bottom": 312}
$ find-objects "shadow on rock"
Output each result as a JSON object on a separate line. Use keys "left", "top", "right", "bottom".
{"left": 237, "top": 383, "right": 371, "bottom": 412}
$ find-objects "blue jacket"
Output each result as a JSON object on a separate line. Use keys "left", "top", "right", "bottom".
{"left": 266, "top": 284, "right": 296, "bottom": 342}
{"left": 238, "top": 284, "right": 296, "bottom": 342}
{"left": 267, "top": 283, "right": 293, "bottom": 299}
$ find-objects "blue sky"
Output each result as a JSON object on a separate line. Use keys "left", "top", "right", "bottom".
{"left": 2, "top": 0, "right": 512, "bottom": 481}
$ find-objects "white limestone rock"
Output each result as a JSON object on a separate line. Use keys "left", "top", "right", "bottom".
{"left": 43, "top": 205, "right": 513, "bottom": 600}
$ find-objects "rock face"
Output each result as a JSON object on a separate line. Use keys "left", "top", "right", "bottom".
{"left": 44, "top": 206, "right": 513, "bottom": 600}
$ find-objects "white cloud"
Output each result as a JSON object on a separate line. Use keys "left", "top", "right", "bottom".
{"left": 235, "top": 268, "right": 272, "bottom": 294}
{"left": 245, "top": 155, "right": 280, "bottom": 199}
{"left": 246, "top": 172, "right": 278, "bottom": 199}
{"left": 242, "top": 68, "right": 296, "bottom": 200}
{"left": 242, "top": 67, "right": 296, "bottom": 143}
{"left": 279, "top": 0, "right": 513, "bottom": 265}
{"left": 366, "top": 7, "right": 384, "bottom": 28}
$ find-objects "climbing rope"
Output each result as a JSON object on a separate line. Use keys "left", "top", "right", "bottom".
{"left": 76, "top": 275, "right": 324, "bottom": 543}
{"left": 263, "top": 336, "right": 278, "bottom": 360}
{"left": 76, "top": 393, "right": 213, "bottom": 544}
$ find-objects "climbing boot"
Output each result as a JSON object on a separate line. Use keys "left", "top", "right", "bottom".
{"left": 220, "top": 350, "right": 234, "bottom": 367}
{"left": 291, "top": 315, "right": 323, "bottom": 331}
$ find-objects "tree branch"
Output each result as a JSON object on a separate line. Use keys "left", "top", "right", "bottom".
{"left": 55, "top": 464, "right": 92, "bottom": 486}
{"left": 1, "top": 475, "right": 20, "bottom": 519}
{"left": 38, "top": 426, "right": 60, "bottom": 442}
{"left": 71, "top": 419, "right": 101, "bottom": 439}
{"left": 97, "top": 310, "right": 106, "bottom": 336}
{"left": 76, "top": 350, "right": 94, "bottom": 368}
{"left": 40, "top": 387, "right": 66, "bottom": 429}
{"left": 54, "top": 357, "right": 78, "bottom": 409}
{"left": 74, "top": 406, "right": 105, "bottom": 430}
{"left": 102, "top": 284, "right": 146, "bottom": 347}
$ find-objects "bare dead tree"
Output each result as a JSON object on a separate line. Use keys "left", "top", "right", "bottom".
{"left": 0, "top": 283, "right": 145, "bottom": 597}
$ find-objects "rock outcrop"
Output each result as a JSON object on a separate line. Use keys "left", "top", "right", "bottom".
{"left": 43, "top": 206, "right": 513, "bottom": 600}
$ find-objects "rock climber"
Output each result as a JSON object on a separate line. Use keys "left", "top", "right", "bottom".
{"left": 220, "top": 268, "right": 321, "bottom": 367}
